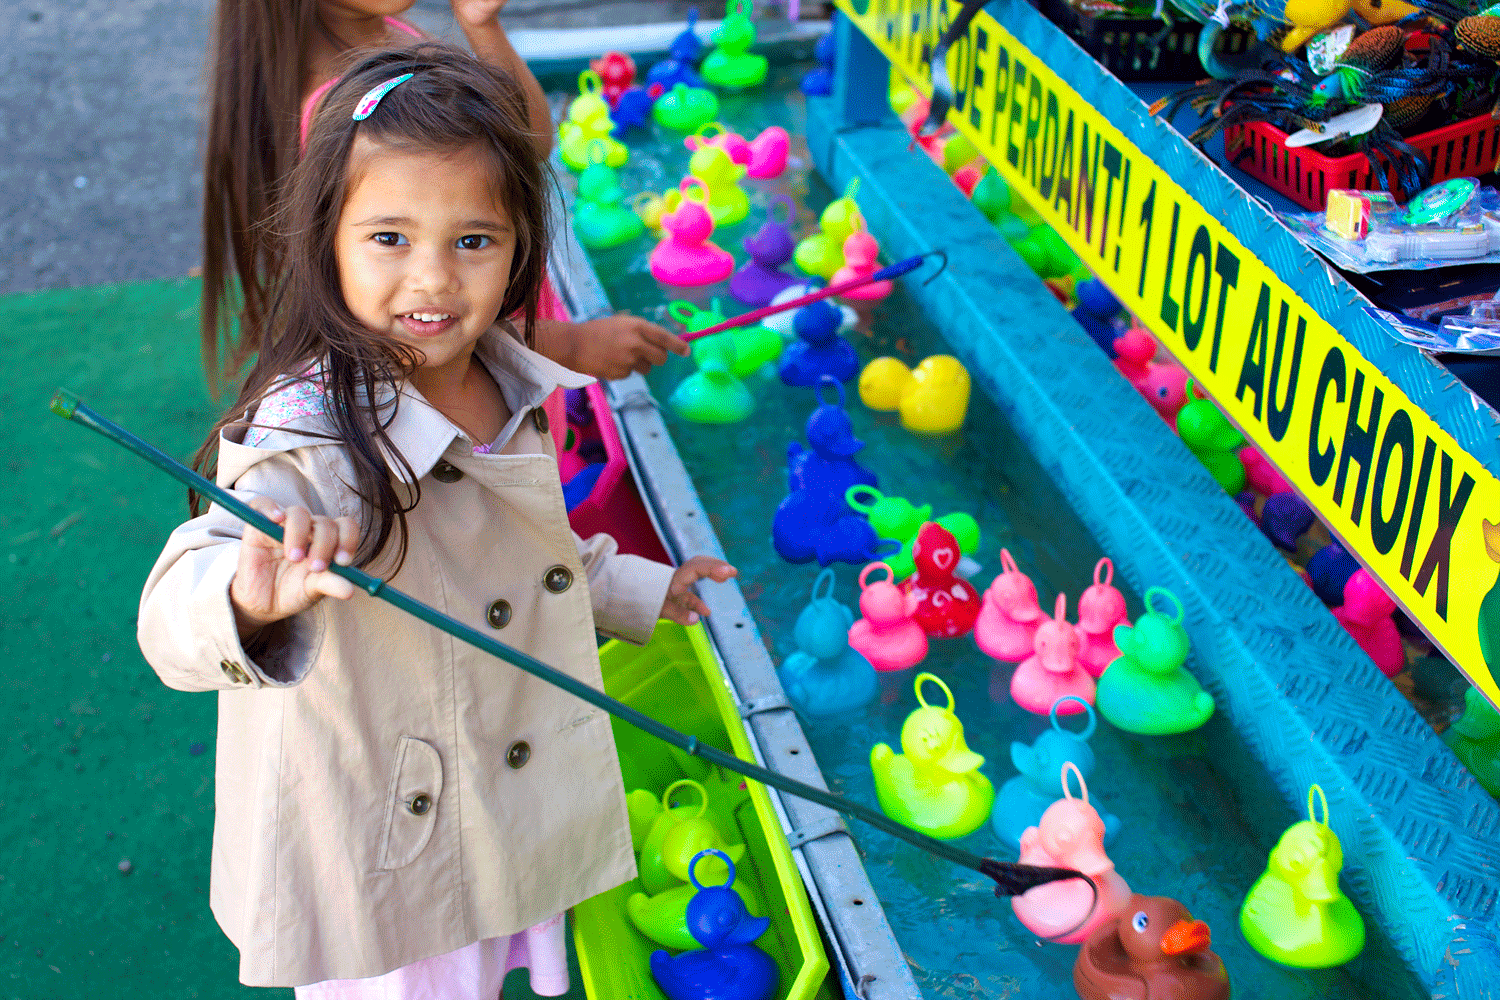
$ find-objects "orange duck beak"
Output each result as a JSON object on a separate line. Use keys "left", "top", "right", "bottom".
{"left": 1160, "top": 919, "right": 1211, "bottom": 957}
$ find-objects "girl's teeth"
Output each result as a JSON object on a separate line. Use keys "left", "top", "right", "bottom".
{"left": 409, "top": 313, "right": 451, "bottom": 322}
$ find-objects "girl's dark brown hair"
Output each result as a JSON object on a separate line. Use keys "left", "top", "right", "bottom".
{"left": 191, "top": 45, "right": 553, "bottom": 575}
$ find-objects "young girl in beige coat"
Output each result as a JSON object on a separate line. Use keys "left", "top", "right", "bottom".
{"left": 138, "top": 47, "right": 735, "bottom": 998}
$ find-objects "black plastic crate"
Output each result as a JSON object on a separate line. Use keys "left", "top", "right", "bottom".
{"left": 1039, "top": 0, "right": 1215, "bottom": 80}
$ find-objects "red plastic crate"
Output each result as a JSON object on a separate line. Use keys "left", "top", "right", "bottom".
{"left": 1223, "top": 113, "right": 1500, "bottom": 211}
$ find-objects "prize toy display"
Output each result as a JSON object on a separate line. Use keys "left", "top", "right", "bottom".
{"left": 700, "top": 0, "right": 769, "bottom": 90}
{"left": 684, "top": 122, "right": 789, "bottom": 178}
{"left": 589, "top": 50, "right": 636, "bottom": 105}
{"left": 649, "top": 850, "right": 779, "bottom": 1000}
{"left": 669, "top": 299, "right": 782, "bottom": 376}
{"left": 558, "top": 71, "right": 629, "bottom": 171}
{"left": 903, "top": 522, "right": 982, "bottom": 638}
{"left": 1240, "top": 785, "right": 1365, "bottom": 968}
{"left": 731, "top": 197, "right": 801, "bottom": 306}
{"left": 800, "top": 29, "right": 836, "bottom": 96}
{"left": 1331, "top": 569, "right": 1404, "bottom": 676}
{"left": 992, "top": 696, "right": 1122, "bottom": 851}
{"left": 1444, "top": 685, "right": 1500, "bottom": 797}
{"left": 650, "top": 178, "right": 734, "bottom": 286}
{"left": 646, "top": 7, "right": 707, "bottom": 90}
{"left": 776, "top": 568, "right": 878, "bottom": 717}
{"left": 975, "top": 550, "right": 1045, "bottom": 663}
{"left": 1012, "top": 763, "right": 1131, "bottom": 944}
{"left": 844, "top": 486, "right": 980, "bottom": 583}
{"left": 668, "top": 331, "right": 754, "bottom": 424}
{"left": 858, "top": 355, "right": 971, "bottom": 435}
{"left": 1010, "top": 593, "right": 1097, "bottom": 716}
{"left": 1280, "top": 181, "right": 1500, "bottom": 271}
{"left": 572, "top": 145, "right": 645, "bottom": 250}
{"left": 1074, "top": 895, "right": 1231, "bottom": 1000}
{"left": 764, "top": 283, "right": 857, "bottom": 339}
{"left": 795, "top": 178, "right": 864, "bottom": 279}
{"left": 1096, "top": 587, "right": 1216, "bottom": 735}
{"left": 870, "top": 672, "right": 995, "bottom": 840}
{"left": 1077, "top": 558, "right": 1129, "bottom": 678}
{"left": 654, "top": 82, "right": 721, "bottom": 133}
{"left": 828, "top": 229, "right": 892, "bottom": 299}
{"left": 777, "top": 299, "right": 860, "bottom": 387}
{"left": 1112, "top": 327, "right": 1190, "bottom": 425}
{"left": 1307, "top": 541, "right": 1360, "bottom": 606}
{"left": 1176, "top": 382, "right": 1247, "bottom": 495}
{"left": 688, "top": 144, "right": 750, "bottom": 227}
{"left": 848, "top": 561, "right": 929, "bottom": 672}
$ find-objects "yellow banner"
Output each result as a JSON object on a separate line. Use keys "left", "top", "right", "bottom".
{"left": 836, "top": 0, "right": 1500, "bottom": 704}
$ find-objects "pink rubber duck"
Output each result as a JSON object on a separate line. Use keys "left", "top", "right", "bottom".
{"left": 746, "top": 126, "right": 790, "bottom": 178}
{"left": 848, "top": 561, "right": 928, "bottom": 672}
{"left": 829, "top": 226, "right": 891, "bottom": 300}
{"left": 649, "top": 177, "right": 734, "bottom": 287}
{"left": 974, "top": 549, "right": 1044, "bottom": 662}
{"left": 1332, "top": 569, "right": 1404, "bottom": 677}
{"left": 1115, "top": 326, "right": 1189, "bottom": 425}
{"left": 1076, "top": 558, "right": 1128, "bottom": 678}
{"left": 903, "top": 523, "right": 981, "bottom": 638}
{"left": 1013, "top": 763, "right": 1131, "bottom": 944}
{"left": 1011, "top": 594, "right": 1096, "bottom": 716}
{"left": 1240, "top": 446, "right": 1292, "bottom": 496}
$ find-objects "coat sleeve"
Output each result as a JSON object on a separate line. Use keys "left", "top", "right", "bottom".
{"left": 136, "top": 447, "right": 342, "bottom": 692}
{"left": 574, "top": 531, "right": 674, "bottom": 646}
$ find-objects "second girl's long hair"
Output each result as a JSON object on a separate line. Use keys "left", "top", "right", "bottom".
{"left": 191, "top": 45, "right": 553, "bottom": 575}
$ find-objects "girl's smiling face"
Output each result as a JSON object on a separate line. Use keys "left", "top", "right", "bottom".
{"left": 335, "top": 138, "right": 516, "bottom": 377}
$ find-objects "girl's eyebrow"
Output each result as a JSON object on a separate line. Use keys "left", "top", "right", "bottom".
{"left": 351, "top": 215, "right": 512, "bottom": 234}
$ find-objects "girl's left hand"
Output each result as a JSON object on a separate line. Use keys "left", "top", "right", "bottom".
{"left": 451, "top": 0, "right": 509, "bottom": 29}
{"left": 661, "top": 556, "right": 738, "bottom": 625}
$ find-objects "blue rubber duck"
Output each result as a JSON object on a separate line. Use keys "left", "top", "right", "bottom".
{"left": 800, "top": 29, "right": 836, "bottom": 96}
{"left": 786, "top": 378, "right": 877, "bottom": 497}
{"left": 650, "top": 849, "right": 778, "bottom": 1000}
{"left": 1071, "top": 279, "right": 1124, "bottom": 358}
{"left": 646, "top": 7, "right": 707, "bottom": 90}
{"left": 991, "top": 696, "right": 1121, "bottom": 850}
{"left": 778, "top": 568, "right": 878, "bottom": 717}
{"left": 1308, "top": 541, "right": 1360, "bottom": 606}
{"left": 777, "top": 299, "right": 860, "bottom": 387}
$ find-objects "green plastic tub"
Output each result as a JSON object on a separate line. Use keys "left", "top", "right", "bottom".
{"left": 574, "top": 621, "right": 834, "bottom": 1000}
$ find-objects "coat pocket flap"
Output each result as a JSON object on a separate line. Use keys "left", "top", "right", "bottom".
{"left": 376, "top": 735, "right": 444, "bottom": 872}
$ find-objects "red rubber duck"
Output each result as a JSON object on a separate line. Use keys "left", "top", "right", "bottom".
{"left": 902, "top": 522, "right": 980, "bottom": 638}
{"left": 1074, "top": 895, "right": 1230, "bottom": 1000}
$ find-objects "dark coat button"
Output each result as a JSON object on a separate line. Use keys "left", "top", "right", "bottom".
{"left": 486, "top": 599, "right": 512, "bottom": 629}
{"left": 532, "top": 407, "right": 550, "bottom": 434}
{"left": 432, "top": 460, "right": 463, "bottom": 483}
{"left": 543, "top": 565, "right": 573, "bottom": 594}
{"left": 506, "top": 741, "right": 531, "bottom": 769}
{"left": 408, "top": 793, "right": 432, "bottom": 815}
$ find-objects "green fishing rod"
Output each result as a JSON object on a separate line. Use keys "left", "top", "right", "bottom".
{"left": 51, "top": 389, "right": 1096, "bottom": 907}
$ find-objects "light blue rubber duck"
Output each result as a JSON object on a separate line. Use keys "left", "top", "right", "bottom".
{"left": 778, "top": 568, "right": 877, "bottom": 717}
{"left": 991, "top": 696, "right": 1121, "bottom": 850}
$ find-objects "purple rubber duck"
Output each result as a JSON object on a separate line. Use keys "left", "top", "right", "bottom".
{"left": 731, "top": 197, "right": 801, "bottom": 306}
{"left": 1259, "top": 492, "right": 1314, "bottom": 551}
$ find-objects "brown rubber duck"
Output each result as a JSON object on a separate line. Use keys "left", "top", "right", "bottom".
{"left": 1073, "top": 894, "right": 1230, "bottom": 1000}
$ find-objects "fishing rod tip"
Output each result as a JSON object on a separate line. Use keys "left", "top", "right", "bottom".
{"left": 978, "top": 858, "right": 1095, "bottom": 899}
{"left": 50, "top": 389, "right": 80, "bottom": 420}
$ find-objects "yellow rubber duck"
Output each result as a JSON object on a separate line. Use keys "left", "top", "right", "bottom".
{"left": 688, "top": 145, "right": 749, "bottom": 227}
{"left": 858, "top": 355, "right": 971, "bottom": 435}
{"left": 558, "top": 117, "right": 628, "bottom": 172}
{"left": 795, "top": 179, "right": 864, "bottom": 280}
{"left": 870, "top": 673, "right": 995, "bottom": 840}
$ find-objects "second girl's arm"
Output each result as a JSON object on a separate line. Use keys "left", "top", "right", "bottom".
{"left": 451, "top": 1, "right": 554, "bottom": 157}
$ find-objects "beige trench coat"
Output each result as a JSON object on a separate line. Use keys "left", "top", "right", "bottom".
{"left": 137, "top": 328, "right": 673, "bottom": 987}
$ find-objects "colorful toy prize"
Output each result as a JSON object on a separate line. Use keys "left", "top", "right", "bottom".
{"left": 1259, "top": 491, "right": 1315, "bottom": 551}
{"left": 1114, "top": 326, "right": 1190, "bottom": 425}
{"left": 731, "top": 197, "right": 800, "bottom": 306}
{"left": 1445, "top": 686, "right": 1500, "bottom": 797}
{"left": 848, "top": 561, "right": 929, "bottom": 672}
{"left": 650, "top": 179, "right": 734, "bottom": 286}
{"left": 564, "top": 68, "right": 611, "bottom": 126}
{"left": 1176, "top": 382, "right": 1247, "bottom": 495}
{"left": 688, "top": 144, "right": 750, "bottom": 227}
{"left": 650, "top": 851, "right": 778, "bottom": 1000}
{"left": 669, "top": 6, "right": 707, "bottom": 63}
{"left": 637, "top": 780, "right": 746, "bottom": 895}
{"left": 1072, "top": 278, "right": 1125, "bottom": 356}
{"left": 700, "top": 0, "right": 768, "bottom": 90}
{"left": 903, "top": 522, "right": 981, "bottom": 638}
{"left": 764, "top": 282, "right": 857, "bottom": 340}
{"left": 1096, "top": 587, "right": 1215, "bottom": 735}
{"left": 1077, "top": 558, "right": 1128, "bottom": 678}
{"left": 992, "top": 697, "right": 1121, "bottom": 850}
{"left": 1013, "top": 763, "right": 1131, "bottom": 944}
{"left": 633, "top": 191, "right": 671, "bottom": 236}
{"left": 828, "top": 228, "right": 891, "bottom": 299}
{"left": 975, "top": 549, "right": 1044, "bottom": 663}
{"left": 1011, "top": 594, "right": 1096, "bottom": 716}
{"left": 778, "top": 568, "right": 878, "bottom": 716}
{"left": 669, "top": 299, "right": 781, "bottom": 376}
{"left": 1241, "top": 785, "right": 1365, "bottom": 968}
{"left": 1308, "top": 541, "right": 1360, "bottom": 606}
{"left": 610, "top": 85, "right": 655, "bottom": 136}
{"left": 669, "top": 330, "right": 754, "bottom": 424}
{"left": 786, "top": 377, "right": 877, "bottom": 496}
{"left": 1075, "top": 895, "right": 1231, "bottom": 1000}
{"left": 795, "top": 179, "right": 863, "bottom": 279}
{"left": 870, "top": 673, "right": 995, "bottom": 840}
{"left": 970, "top": 167, "right": 1011, "bottom": 223}
{"left": 589, "top": 50, "right": 637, "bottom": 104}
{"left": 685, "top": 122, "right": 751, "bottom": 162}
{"left": 743, "top": 126, "right": 789, "bottom": 179}
{"left": 572, "top": 146, "right": 645, "bottom": 250}
{"left": 558, "top": 118, "right": 629, "bottom": 173}
{"left": 857, "top": 355, "right": 971, "bottom": 435}
{"left": 777, "top": 299, "right": 859, "bottom": 387}
{"left": 653, "top": 82, "right": 721, "bottom": 133}
{"left": 800, "top": 29, "right": 835, "bottom": 95}
{"left": 1332, "top": 569, "right": 1404, "bottom": 677}
{"left": 647, "top": 58, "right": 706, "bottom": 91}
{"left": 844, "top": 486, "right": 979, "bottom": 583}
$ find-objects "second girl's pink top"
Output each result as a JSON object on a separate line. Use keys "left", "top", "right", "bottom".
{"left": 299, "top": 17, "right": 424, "bottom": 152}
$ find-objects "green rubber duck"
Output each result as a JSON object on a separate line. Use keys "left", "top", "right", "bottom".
{"left": 669, "top": 332, "right": 755, "bottom": 424}
{"left": 1477, "top": 518, "right": 1500, "bottom": 684}
{"left": 970, "top": 167, "right": 1011, "bottom": 223}
{"left": 1241, "top": 785, "right": 1365, "bottom": 968}
{"left": 653, "top": 83, "right": 720, "bottom": 133}
{"left": 844, "top": 485, "right": 979, "bottom": 582}
{"left": 1096, "top": 586, "right": 1215, "bottom": 735}
{"left": 635, "top": 779, "right": 746, "bottom": 895}
{"left": 794, "top": 179, "right": 863, "bottom": 280}
{"left": 700, "top": 0, "right": 768, "bottom": 90}
{"left": 1176, "top": 381, "right": 1247, "bottom": 495}
{"left": 668, "top": 299, "right": 782, "bottom": 376}
{"left": 573, "top": 148, "right": 644, "bottom": 250}
{"left": 1446, "top": 685, "right": 1500, "bottom": 797}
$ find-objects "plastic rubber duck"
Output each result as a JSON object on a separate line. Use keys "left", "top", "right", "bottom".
{"left": 572, "top": 147, "right": 645, "bottom": 250}
{"left": 589, "top": 50, "right": 637, "bottom": 104}
{"left": 650, "top": 851, "right": 778, "bottom": 1000}
{"left": 844, "top": 486, "right": 979, "bottom": 583}
{"left": 828, "top": 227, "right": 891, "bottom": 300}
{"left": 778, "top": 568, "right": 878, "bottom": 716}
{"left": 564, "top": 69, "right": 612, "bottom": 127}
{"left": 1075, "top": 895, "right": 1230, "bottom": 1000}
{"left": 1072, "top": 278, "right": 1125, "bottom": 357}
{"left": 764, "top": 282, "right": 857, "bottom": 340}
{"left": 650, "top": 179, "right": 734, "bottom": 287}
{"left": 1096, "top": 587, "right": 1215, "bottom": 735}
{"left": 786, "top": 378, "right": 877, "bottom": 498}
{"left": 700, "top": 0, "right": 768, "bottom": 90}
{"left": 1176, "top": 382, "right": 1247, "bottom": 495}
{"left": 902, "top": 522, "right": 981, "bottom": 638}
{"left": 1076, "top": 557, "right": 1128, "bottom": 678}
{"left": 731, "top": 197, "right": 800, "bottom": 306}
{"left": 685, "top": 122, "right": 751, "bottom": 164}
{"left": 633, "top": 191, "right": 671, "bottom": 236}
{"left": 800, "top": 28, "right": 835, "bottom": 95}
{"left": 970, "top": 167, "right": 1011, "bottom": 224}
{"left": 795, "top": 179, "right": 863, "bottom": 279}
{"left": 1013, "top": 763, "right": 1131, "bottom": 944}
{"left": 653, "top": 82, "right": 720, "bottom": 133}
{"left": 609, "top": 85, "right": 654, "bottom": 137}
{"left": 975, "top": 549, "right": 1045, "bottom": 663}
{"left": 669, "top": 299, "right": 781, "bottom": 377}
{"left": 1332, "top": 569, "right": 1404, "bottom": 677}
{"left": 1258, "top": 491, "right": 1314, "bottom": 551}
{"left": 688, "top": 144, "right": 750, "bottom": 227}
{"left": 644, "top": 6, "right": 707, "bottom": 93}
{"left": 1241, "top": 785, "right": 1365, "bottom": 968}
{"left": 637, "top": 780, "right": 747, "bottom": 895}
{"left": 1113, "top": 326, "right": 1190, "bottom": 424}
{"left": 669, "top": 329, "right": 754, "bottom": 424}
{"left": 848, "top": 561, "right": 929, "bottom": 672}
{"left": 1444, "top": 686, "right": 1500, "bottom": 797}
{"left": 858, "top": 355, "right": 971, "bottom": 435}
{"left": 558, "top": 115, "right": 629, "bottom": 173}
{"left": 870, "top": 673, "right": 995, "bottom": 839}
{"left": 777, "top": 299, "right": 859, "bottom": 387}
{"left": 745, "top": 126, "right": 790, "bottom": 179}
{"left": 1241, "top": 446, "right": 1292, "bottom": 496}
{"left": 992, "top": 697, "right": 1121, "bottom": 850}
{"left": 1308, "top": 541, "right": 1360, "bottom": 606}
{"left": 1011, "top": 593, "right": 1096, "bottom": 716}
{"left": 669, "top": 6, "right": 707, "bottom": 63}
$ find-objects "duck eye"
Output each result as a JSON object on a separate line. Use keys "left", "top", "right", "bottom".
{"left": 1131, "top": 911, "right": 1149, "bottom": 933}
